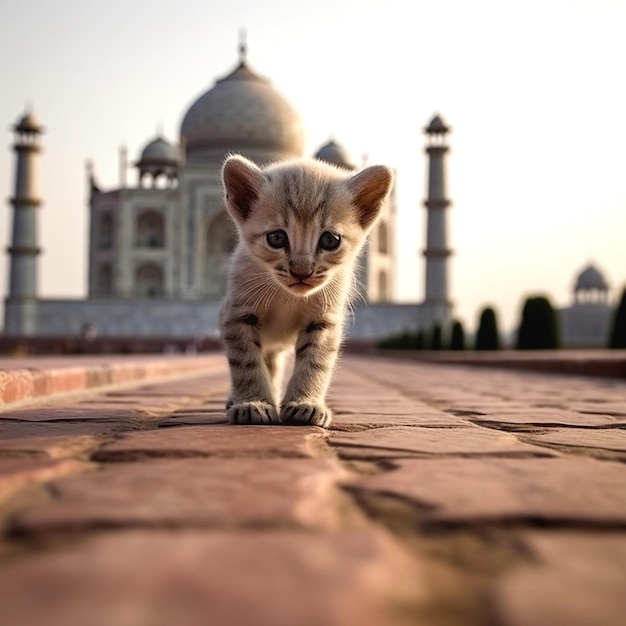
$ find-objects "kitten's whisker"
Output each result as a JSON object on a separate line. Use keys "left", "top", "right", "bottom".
{"left": 260, "top": 281, "right": 280, "bottom": 311}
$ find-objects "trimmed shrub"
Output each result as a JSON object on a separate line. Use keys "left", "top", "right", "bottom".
{"left": 431, "top": 324, "right": 443, "bottom": 350}
{"left": 475, "top": 307, "right": 500, "bottom": 350}
{"left": 450, "top": 320, "right": 465, "bottom": 350}
{"left": 378, "top": 329, "right": 424, "bottom": 350}
{"left": 516, "top": 296, "right": 560, "bottom": 349}
{"left": 608, "top": 288, "right": 626, "bottom": 349}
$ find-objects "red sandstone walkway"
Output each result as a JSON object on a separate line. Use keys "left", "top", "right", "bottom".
{"left": 0, "top": 353, "right": 625, "bottom": 626}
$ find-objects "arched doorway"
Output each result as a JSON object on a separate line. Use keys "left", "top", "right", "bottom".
{"left": 136, "top": 210, "right": 165, "bottom": 248}
{"left": 136, "top": 262, "right": 163, "bottom": 298}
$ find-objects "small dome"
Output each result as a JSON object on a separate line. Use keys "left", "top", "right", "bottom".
{"left": 14, "top": 110, "right": 43, "bottom": 134}
{"left": 314, "top": 139, "right": 356, "bottom": 170}
{"left": 137, "top": 136, "right": 178, "bottom": 167}
{"left": 180, "top": 59, "right": 305, "bottom": 162}
{"left": 575, "top": 264, "right": 608, "bottom": 292}
{"left": 425, "top": 114, "right": 450, "bottom": 135}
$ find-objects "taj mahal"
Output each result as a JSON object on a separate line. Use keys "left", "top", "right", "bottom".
{"left": 3, "top": 45, "right": 454, "bottom": 342}
{"left": 5, "top": 45, "right": 615, "bottom": 348}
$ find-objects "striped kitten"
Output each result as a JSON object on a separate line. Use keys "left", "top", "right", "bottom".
{"left": 219, "top": 154, "right": 393, "bottom": 427}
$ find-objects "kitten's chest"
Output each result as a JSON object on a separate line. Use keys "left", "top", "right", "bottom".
{"left": 258, "top": 300, "right": 309, "bottom": 346}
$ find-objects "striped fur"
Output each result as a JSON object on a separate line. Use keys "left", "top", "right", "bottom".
{"left": 219, "top": 155, "right": 393, "bottom": 427}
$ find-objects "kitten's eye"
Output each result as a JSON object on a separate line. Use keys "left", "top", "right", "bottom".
{"left": 266, "top": 230, "right": 288, "bottom": 249}
{"left": 318, "top": 231, "right": 341, "bottom": 251}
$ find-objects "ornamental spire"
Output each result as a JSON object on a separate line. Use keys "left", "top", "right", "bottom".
{"left": 238, "top": 29, "right": 247, "bottom": 64}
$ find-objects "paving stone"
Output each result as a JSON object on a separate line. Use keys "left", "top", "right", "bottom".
{"left": 0, "top": 405, "right": 143, "bottom": 422}
{"left": 443, "top": 402, "right": 538, "bottom": 413}
{"left": 494, "top": 533, "right": 626, "bottom": 626}
{"left": 11, "top": 457, "right": 346, "bottom": 534}
{"left": 103, "top": 388, "right": 214, "bottom": 401}
{"left": 332, "top": 412, "right": 469, "bottom": 429}
{"left": 82, "top": 385, "right": 221, "bottom": 408}
{"left": 567, "top": 402, "right": 626, "bottom": 417}
{"left": 73, "top": 394, "right": 205, "bottom": 418}
{"left": 0, "top": 420, "right": 115, "bottom": 441}
{"left": 349, "top": 457, "right": 626, "bottom": 524}
{"left": 0, "top": 458, "right": 85, "bottom": 502}
{"left": 332, "top": 406, "right": 424, "bottom": 416}
{"left": 470, "top": 409, "right": 619, "bottom": 428}
{"left": 157, "top": 403, "right": 228, "bottom": 427}
{"left": 0, "top": 421, "right": 126, "bottom": 459}
{"left": 525, "top": 427, "right": 626, "bottom": 452}
{"left": 94, "top": 425, "right": 327, "bottom": 461}
{"left": 0, "top": 529, "right": 419, "bottom": 626}
{"left": 157, "top": 413, "right": 228, "bottom": 427}
{"left": 0, "top": 434, "right": 102, "bottom": 460}
{"left": 330, "top": 425, "right": 554, "bottom": 459}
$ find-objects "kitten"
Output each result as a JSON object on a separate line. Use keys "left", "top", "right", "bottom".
{"left": 219, "top": 154, "right": 393, "bottom": 428}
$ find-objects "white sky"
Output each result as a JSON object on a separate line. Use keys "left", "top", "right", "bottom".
{"left": 1, "top": 0, "right": 625, "bottom": 334}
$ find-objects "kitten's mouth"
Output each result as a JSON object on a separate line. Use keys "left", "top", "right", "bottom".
{"left": 286, "top": 280, "right": 318, "bottom": 295}
{"left": 289, "top": 280, "right": 312, "bottom": 289}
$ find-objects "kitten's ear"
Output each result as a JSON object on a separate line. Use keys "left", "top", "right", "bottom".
{"left": 221, "top": 155, "right": 265, "bottom": 222}
{"left": 347, "top": 165, "right": 393, "bottom": 229}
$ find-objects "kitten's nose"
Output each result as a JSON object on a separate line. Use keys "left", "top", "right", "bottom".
{"left": 289, "top": 268, "right": 314, "bottom": 281}
{"left": 289, "top": 257, "right": 314, "bottom": 281}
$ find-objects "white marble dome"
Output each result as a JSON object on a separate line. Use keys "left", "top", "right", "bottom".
{"left": 180, "top": 60, "right": 305, "bottom": 161}
{"left": 425, "top": 114, "right": 450, "bottom": 135}
{"left": 14, "top": 110, "right": 43, "bottom": 133}
{"left": 314, "top": 139, "right": 356, "bottom": 170}
{"left": 575, "top": 264, "right": 608, "bottom": 292}
{"left": 138, "top": 137, "right": 178, "bottom": 166}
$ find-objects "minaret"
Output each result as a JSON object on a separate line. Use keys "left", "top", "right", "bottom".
{"left": 4, "top": 109, "right": 44, "bottom": 335}
{"left": 422, "top": 114, "right": 453, "bottom": 321}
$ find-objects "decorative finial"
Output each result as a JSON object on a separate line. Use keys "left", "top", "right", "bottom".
{"left": 238, "top": 28, "right": 247, "bottom": 63}
{"left": 156, "top": 120, "right": 164, "bottom": 137}
{"left": 119, "top": 145, "right": 128, "bottom": 189}
{"left": 86, "top": 158, "right": 100, "bottom": 193}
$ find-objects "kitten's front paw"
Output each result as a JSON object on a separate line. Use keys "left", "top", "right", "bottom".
{"left": 279, "top": 402, "right": 333, "bottom": 428}
{"left": 228, "top": 401, "right": 279, "bottom": 425}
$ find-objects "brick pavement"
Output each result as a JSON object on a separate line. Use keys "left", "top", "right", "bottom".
{"left": 0, "top": 353, "right": 625, "bottom": 626}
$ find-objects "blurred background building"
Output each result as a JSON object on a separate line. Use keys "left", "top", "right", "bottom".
{"left": 560, "top": 264, "right": 613, "bottom": 347}
{"left": 3, "top": 46, "right": 455, "bottom": 342}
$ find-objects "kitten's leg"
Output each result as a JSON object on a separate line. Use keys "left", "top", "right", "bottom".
{"left": 264, "top": 349, "right": 287, "bottom": 402}
{"left": 279, "top": 320, "right": 340, "bottom": 428}
{"left": 221, "top": 313, "right": 279, "bottom": 424}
